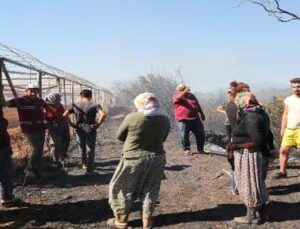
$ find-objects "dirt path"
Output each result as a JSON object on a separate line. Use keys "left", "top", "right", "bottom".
{"left": 0, "top": 111, "right": 300, "bottom": 228}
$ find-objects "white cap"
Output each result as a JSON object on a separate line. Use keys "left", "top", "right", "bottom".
{"left": 176, "top": 83, "right": 187, "bottom": 91}
{"left": 26, "top": 83, "right": 39, "bottom": 90}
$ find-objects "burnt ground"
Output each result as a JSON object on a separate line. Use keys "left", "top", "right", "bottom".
{"left": 1, "top": 108, "right": 300, "bottom": 229}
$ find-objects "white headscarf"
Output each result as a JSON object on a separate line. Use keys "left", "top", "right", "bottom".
{"left": 45, "top": 92, "right": 62, "bottom": 105}
{"left": 134, "top": 92, "right": 162, "bottom": 116}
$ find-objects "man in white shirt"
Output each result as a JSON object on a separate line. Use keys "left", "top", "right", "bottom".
{"left": 273, "top": 77, "right": 300, "bottom": 179}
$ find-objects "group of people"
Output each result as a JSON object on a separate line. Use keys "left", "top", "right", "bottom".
{"left": 0, "top": 84, "right": 106, "bottom": 203}
{"left": 0, "top": 77, "right": 299, "bottom": 228}
{"left": 215, "top": 78, "right": 300, "bottom": 224}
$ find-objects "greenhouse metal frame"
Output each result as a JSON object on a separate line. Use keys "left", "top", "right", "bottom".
{"left": 0, "top": 43, "right": 115, "bottom": 109}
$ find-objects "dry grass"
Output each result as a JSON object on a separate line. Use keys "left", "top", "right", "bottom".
{"left": 3, "top": 108, "right": 30, "bottom": 158}
{"left": 3, "top": 107, "right": 19, "bottom": 128}
{"left": 8, "top": 127, "right": 31, "bottom": 158}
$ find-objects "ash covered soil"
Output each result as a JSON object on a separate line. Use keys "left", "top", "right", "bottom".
{"left": 1, "top": 107, "right": 300, "bottom": 229}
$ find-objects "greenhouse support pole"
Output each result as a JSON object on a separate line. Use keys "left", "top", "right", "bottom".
{"left": 38, "top": 72, "right": 43, "bottom": 98}
{"left": 63, "top": 78, "right": 67, "bottom": 107}
{"left": 57, "top": 78, "right": 61, "bottom": 93}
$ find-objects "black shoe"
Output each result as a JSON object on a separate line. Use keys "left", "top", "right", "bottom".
{"left": 26, "top": 169, "right": 41, "bottom": 178}
{"left": 1, "top": 197, "right": 23, "bottom": 207}
{"left": 272, "top": 172, "right": 287, "bottom": 180}
{"left": 52, "top": 161, "right": 63, "bottom": 169}
{"left": 198, "top": 150, "right": 209, "bottom": 154}
{"left": 85, "top": 170, "right": 97, "bottom": 176}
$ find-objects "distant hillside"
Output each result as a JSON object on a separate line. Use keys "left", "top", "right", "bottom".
{"left": 195, "top": 87, "right": 290, "bottom": 105}
{"left": 253, "top": 87, "right": 290, "bottom": 102}
{"left": 193, "top": 86, "right": 290, "bottom": 133}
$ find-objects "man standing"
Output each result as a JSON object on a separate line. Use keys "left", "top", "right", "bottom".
{"left": 172, "top": 83, "right": 206, "bottom": 155}
{"left": 64, "top": 89, "right": 106, "bottom": 175}
{"left": 0, "top": 87, "right": 20, "bottom": 205}
{"left": 0, "top": 83, "right": 47, "bottom": 178}
{"left": 273, "top": 77, "right": 300, "bottom": 179}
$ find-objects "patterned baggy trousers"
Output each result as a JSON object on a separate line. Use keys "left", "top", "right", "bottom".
{"left": 109, "top": 153, "right": 166, "bottom": 222}
{"left": 234, "top": 149, "right": 269, "bottom": 208}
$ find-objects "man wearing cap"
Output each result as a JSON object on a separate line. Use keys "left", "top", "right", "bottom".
{"left": 273, "top": 77, "right": 300, "bottom": 179}
{"left": 0, "top": 83, "right": 47, "bottom": 178}
{"left": 63, "top": 89, "right": 106, "bottom": 175}
{"left": 172, "top": 84, "right": 206, "bottom": 155}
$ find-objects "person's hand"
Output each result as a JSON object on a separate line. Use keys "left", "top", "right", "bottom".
{"left": 280, "top": 128, "right": 286, "bottom": 137}
{"left": 216, "top": 105, "right": 226, "bottom": 114}
{"left": 90, "top": 123, "right": 100, "bottom": 130}
{"left": 200, "top": 113, "right": 206, "bottom": 121}
{"left": 70, "top": 123, "right": 78, "bottom": 129}
{"left": 226, "top": 142, "right": 237, "bottom": 150}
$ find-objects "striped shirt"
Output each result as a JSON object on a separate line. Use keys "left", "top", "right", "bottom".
{"left": 9, "top": 96, "right": 47, "bottom": 133}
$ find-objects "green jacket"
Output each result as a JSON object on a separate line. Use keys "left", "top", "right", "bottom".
{"left": 116, "top": 112, "right": 170, "bottom": 158}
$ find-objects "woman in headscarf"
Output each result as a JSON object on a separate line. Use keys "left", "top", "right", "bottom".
{"left": 108, "top": 92, "right": 170, "bottom": 229}
{"left": 225, "top": 81, "right": 251, "bottom": 195}
{"left": 226, "top": 80, "right": 250, "bottom": 133}
{"left": 229, "top": 92, "right": 274, "bottom": 224}
{"left": 44, "top": 92, "right": 70, "bottom": 167}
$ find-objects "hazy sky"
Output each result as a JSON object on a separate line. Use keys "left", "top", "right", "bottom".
{"left": 1, "top": 0, "right": 300, "bottom": 92}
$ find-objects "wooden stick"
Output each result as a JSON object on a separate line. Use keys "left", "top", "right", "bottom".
{"left": 211, "top": 172, "right": 224, "bottom": 180}
{"left": 222, "top": 169, "right": 233, "bottom": 177}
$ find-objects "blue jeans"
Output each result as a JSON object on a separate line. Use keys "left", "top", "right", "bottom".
{"left": 0, "top": 147, "right": 14, "bottom": 200}
{"left": 77, "top": 130, "right": 97, "bottom": 172}
{"left": 178, "top": 118, "right": 205, "bottom": 152}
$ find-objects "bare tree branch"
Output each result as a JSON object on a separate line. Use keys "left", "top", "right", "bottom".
{"left": 249, "top": 0, "right": 300, "bottom": 22}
